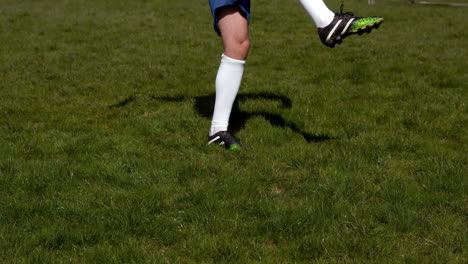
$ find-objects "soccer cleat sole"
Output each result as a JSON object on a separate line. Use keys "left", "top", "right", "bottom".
{"left": 352, "top": 20, "right": 383, "bottom": 35}
{"left": 326, "top": 20, "right": 383, "bottom": 48}
{"left": 207, "top": 143, "right": 241, "bottom": 151}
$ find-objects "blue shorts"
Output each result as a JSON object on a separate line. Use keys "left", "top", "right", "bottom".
{"left": 209, "top": 0, "right": 251, "bottom": 36}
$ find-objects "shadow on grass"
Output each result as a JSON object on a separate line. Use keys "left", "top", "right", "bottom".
{"left": 110, "top": 93, "right": 333, "bottom": 143}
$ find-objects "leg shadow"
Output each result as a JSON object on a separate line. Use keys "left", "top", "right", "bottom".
{"left": 111, "top": 93, "right": 333, "bottom": 143}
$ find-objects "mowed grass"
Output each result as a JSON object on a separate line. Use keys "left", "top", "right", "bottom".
{"left": 0, "top": 0, "right": 466, "bottom": 263}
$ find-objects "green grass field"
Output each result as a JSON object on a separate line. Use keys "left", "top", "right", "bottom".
{"left": 1, "top": 0, "right": 467, "bottom": 263}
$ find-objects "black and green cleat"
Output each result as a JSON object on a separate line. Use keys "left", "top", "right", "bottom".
{"left": 318, "top": 4, "right": 383, "bottom": 48}
{"left": 207, "top": 131, "right": 242, "bottom": 151}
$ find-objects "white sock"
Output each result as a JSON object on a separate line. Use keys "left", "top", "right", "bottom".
{"left": 299, "top": 0, "right": 335, "bottom": 28}
{"left": 209, "top": 54, "right": 245, "bottom": 136}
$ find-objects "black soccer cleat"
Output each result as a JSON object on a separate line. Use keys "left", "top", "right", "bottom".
{"left": 207, "top": 131, "right": 242, "bottom": 150}
{"left": 318, "top": 4, "right": 383, "bottom": 48}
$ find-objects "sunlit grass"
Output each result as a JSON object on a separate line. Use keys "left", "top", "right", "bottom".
{"left": 0, "top": 0, "right": 466, "bottom": 263}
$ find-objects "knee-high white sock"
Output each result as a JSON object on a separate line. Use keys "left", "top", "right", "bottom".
{"left": 209, "top": 54, "right": 245, "bottom": 136}
{"left": 299, "top": 0, "right": 335, "bottom": 28}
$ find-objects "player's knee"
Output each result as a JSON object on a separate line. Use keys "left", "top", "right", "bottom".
{"left": 225, "top": 38, "right": 250, "bottom": 60}
{"left": 239, "top": 38, "right": 250, "bottom": 55}
{"left": 230, "top": 38, "right": 249, "bottom": 59}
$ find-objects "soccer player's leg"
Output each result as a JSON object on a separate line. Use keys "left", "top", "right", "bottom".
{"left": 218, "top": 6, "right": 250, "bottom": 60}
{"left": 208, "top": 5, "right": 250, "bottom": 150}
{"left": 299, "top": 0, "right": 383, "bottom": 48}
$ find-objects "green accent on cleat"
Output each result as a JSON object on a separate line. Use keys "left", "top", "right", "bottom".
{"left": 207, "top": 131, "right": 242, "bottom": 150}
{"left": 349, "top": 17, "right": 384, "bottom": 33}
{"left": 228, "top": 144, "right": 241, "bottom": 151}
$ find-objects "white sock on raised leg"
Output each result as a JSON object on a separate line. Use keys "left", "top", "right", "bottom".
{"left": 209, "top": 54, "right": 245, "bottom": 136}
{"left": 299, "top": 0, "right": 335, "bottom": 28}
